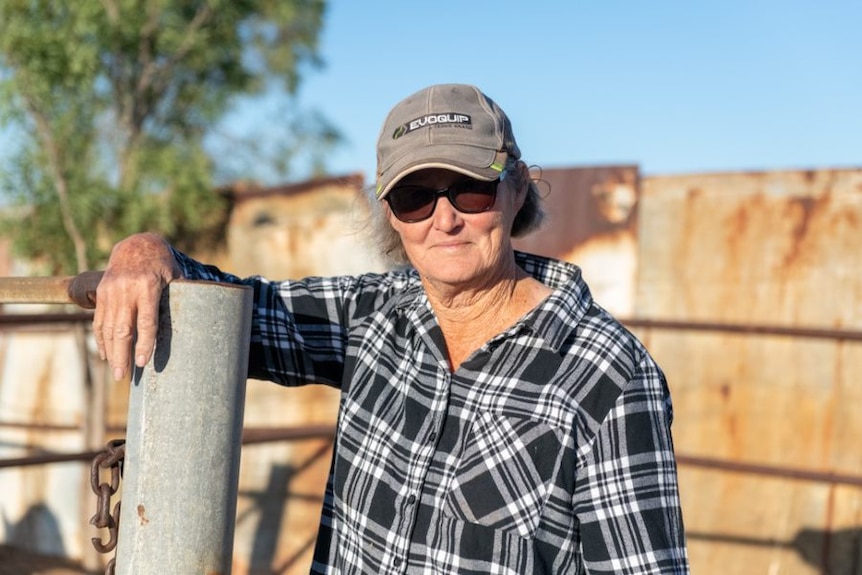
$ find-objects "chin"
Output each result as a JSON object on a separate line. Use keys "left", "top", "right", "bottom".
{"left": 423, "top": 260, "right": 490, "bottom": 286}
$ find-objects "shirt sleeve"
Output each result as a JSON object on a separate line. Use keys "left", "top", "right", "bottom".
{"left": 170, "top": 247, "right": 355, "bottom": 387}
{"left": 572, "top": 356, "right": 690, "bottom": 574}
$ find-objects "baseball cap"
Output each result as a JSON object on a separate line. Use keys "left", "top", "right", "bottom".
{"left": 375, "top": 84, "right": 522, "bottom": 199}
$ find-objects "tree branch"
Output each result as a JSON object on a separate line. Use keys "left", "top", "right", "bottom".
{"left": 135, "top": 1, "right": 214, "bottom": 128}
{"left": 23, "top": 95, "right": 90, "bottom": 273}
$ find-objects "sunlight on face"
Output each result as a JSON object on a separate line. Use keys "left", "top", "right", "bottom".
{"left": 387, "top": 168, "right": 525, "bottom": 291}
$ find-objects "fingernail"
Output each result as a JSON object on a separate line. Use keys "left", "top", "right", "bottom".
{"left": 136, "top": 354, "right": 146, "bottom": 367}
{"left": 113, "top": 367, "right": 124, "bottom": 381}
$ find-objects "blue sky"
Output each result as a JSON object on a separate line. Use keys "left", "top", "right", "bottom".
{"left": 2, "top": 1, "right": 858, "bottom": 187}
{"left": 280, "top": 0, "right": 860, "bottom": 183}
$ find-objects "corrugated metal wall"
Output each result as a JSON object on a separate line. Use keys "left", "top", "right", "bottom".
{"left": 1, "top": 167, "right": 860, "bottom": 574}
{"left": 637, "top": 169, "right": 862, "bottom": 574}
{"left": 0, "top": 312, "right": 98, "bottom": 566}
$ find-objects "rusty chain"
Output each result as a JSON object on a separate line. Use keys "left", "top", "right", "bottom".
{"left": 89, "top": 438, "right": 125, "bottom": 575}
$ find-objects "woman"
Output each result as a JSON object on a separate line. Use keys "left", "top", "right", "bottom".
{"left": 94, "top": 83, "right": 689, "bottom": 574}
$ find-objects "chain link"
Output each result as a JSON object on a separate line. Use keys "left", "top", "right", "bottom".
{"left": 89, "top": 438, "right": 125, "bottom": 574}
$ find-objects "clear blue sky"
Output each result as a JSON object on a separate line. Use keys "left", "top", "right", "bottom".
{"left": 282, "top": 0, "right": 861, "bottom": 184}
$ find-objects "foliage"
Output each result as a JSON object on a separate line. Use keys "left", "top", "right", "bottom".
{"left": 0, "top": 0, "right": 330, "bottom": 274}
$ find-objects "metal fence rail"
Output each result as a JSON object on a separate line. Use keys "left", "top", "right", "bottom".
{"left": 3, "top": 423, "right": 861, "bottom": 488}
{"left": 3, "top": 311, "right": 861, "bottom": 340}
{"left": 623, "top": 317, "right": 862, "bottom": 342}
{"left": 0, "top": 425, "right": 336, "bottom": 470}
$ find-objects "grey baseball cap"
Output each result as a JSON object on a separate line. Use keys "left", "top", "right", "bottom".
{"left": 375, "top": 84, "right": 521, "bottom": 199}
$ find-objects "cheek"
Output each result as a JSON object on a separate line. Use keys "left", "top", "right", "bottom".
{"left": 496, "top": 192, "right": 521, "bottom": 230}
{"left": 389, "top": 215, "right": 427, "bottom": 250}
{"left": 386, "top": 208, "right": 409, "bottom": 238}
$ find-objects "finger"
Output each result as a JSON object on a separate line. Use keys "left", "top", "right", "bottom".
{"left": 133, "top": 301, "right": 160, "bottom": 368}
{"left": 92, "top": 302, "right": 106, "bottom": 361}
{"left": 102, "top": 319, "right": 133, "bottom": 381}
{"left": 95, "top": 281, "right": 126, "bottom": 378}
{"left": 99, "top": 287, "right": 137, "bottom": 381}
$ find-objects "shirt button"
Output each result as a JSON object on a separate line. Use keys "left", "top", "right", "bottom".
{"left": 407, "top": 494, "right": 416, "bottom": 505}
{"left": 428, "top": 431, "right": 437, "bottom": 443}
{"left": 393, "top": 557, "right": 402, "bottom": 567}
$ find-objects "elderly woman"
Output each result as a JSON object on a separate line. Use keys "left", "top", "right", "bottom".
{"left": 94, "top": 84, "right": 689, "bottom": 574}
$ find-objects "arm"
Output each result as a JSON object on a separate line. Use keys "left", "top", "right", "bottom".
{"left": 94, "top": 231, "right": 375, "bottom": 386}
{"left": 573, "top": 357, "right": 690, "bottom": 574}
{"left": 171, "top": 252, "right": 355, "bottom": 387}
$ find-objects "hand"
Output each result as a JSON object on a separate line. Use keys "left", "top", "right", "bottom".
{"left": 93, "top": 233, "right": 183, "bottom": 380}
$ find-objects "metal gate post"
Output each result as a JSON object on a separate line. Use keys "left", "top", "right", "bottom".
{"left": 114, "top": 280, "right": 253, "bottom": 574}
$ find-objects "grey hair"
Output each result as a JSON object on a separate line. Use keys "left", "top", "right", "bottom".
{"left": 364, "top": 158, "right": 547, "bottom": 266}
{"left": 507, "top": 158, "right": 546, "bottom": 238}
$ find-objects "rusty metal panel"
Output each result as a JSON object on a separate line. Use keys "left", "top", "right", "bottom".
{"left": 635, "top": 168, "right": 862, "bottom": 575}
{"left": 231, "top": 385, "right": 339, "bottom": 573}
{"left": 513, "top": 165, "right": 640, "bottom": 316}
{"left": 634, "top": 327, "right": 862, "bottom": 574}
{"left": 3, "top": 167, "right": 862, "bottom": 573}
{"left": 226, "top": 176, "right": 386, "bottom": 279}
{"left": 638, "top": 169, "right": 862, "bottom": 326}
{"left": 0, "top": 325, "right": 93, "bottom": 563}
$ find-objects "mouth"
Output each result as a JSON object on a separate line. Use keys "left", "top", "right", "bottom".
{"left": 433, "top": 241, "right": 469, "bottom": 250}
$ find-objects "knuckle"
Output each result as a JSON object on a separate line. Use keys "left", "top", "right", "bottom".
{"left": 113, "top": 325, "right": 133, "bottom": 339}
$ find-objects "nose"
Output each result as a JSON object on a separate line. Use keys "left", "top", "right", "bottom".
{"left": 431, "top": 195, "right": 462, "bottom": 231}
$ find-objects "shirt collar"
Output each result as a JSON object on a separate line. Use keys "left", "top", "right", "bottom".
{"left": 514, "top": 251, "right": 593, "bottom": 352}
{"left": 390, "top": 252, "right": 594, "bottom": 353}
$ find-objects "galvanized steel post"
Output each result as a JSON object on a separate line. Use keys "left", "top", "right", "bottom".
{"left": 114, "top": 280, "right": 253, "bottom": 574}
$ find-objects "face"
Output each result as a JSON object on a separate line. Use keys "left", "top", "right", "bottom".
{"left": 386, "top": 167, "right": 526, "bottom": 290}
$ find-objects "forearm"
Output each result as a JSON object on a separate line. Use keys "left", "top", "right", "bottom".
{"left": 169, "top": 246, "right": 351, "bottom": 387}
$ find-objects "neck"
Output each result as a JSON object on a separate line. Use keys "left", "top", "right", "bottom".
{"left": 422, "top": 260, "right": 552, "bottom": 371}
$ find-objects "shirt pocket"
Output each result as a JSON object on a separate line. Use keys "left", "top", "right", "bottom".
{"left": 443, "top": 410, "right": 564, "bottom": 539}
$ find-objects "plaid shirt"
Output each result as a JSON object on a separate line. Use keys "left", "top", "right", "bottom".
{"left": 176, "top": 250, "right": 689, "bottom": 574}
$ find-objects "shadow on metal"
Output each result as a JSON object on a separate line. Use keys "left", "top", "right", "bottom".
{"left": 235, "top": 442, "right": 330, "bottom": 572}
{"left": 687, "top": 527, "right": 862, "bottom": 573}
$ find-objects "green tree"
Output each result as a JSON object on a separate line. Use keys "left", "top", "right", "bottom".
{"left": 0, "top": 0, "right": 332, "bottom": 275}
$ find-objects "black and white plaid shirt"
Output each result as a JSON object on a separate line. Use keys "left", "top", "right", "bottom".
{"left": 176, "top": 249, "right": 690, "bottom": 574}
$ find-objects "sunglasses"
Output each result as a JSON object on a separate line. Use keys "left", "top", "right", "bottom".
{"left": 385, "top": 176, "right": 500, "bottom": 223}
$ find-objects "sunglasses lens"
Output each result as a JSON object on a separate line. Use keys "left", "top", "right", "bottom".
{"left": 450, "top": 180, "right": 497, "bottom": 213}
{"left": 387, "top": 186, "right": 437, "bottom": 222}
{"left": 386, "top": 178, "right": 500, "bottom": 222}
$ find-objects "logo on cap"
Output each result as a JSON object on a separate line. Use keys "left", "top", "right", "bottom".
{"left": 392, "top": 112, "right": 471, "bottom": 139}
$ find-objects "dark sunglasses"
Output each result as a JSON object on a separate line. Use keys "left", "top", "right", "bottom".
{"left": 385, "top": 177, "right": 500, "bottom": 223}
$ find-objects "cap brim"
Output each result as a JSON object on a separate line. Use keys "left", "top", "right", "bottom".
{"left": 377, "top": 146, "right": 507, "bottom": 199}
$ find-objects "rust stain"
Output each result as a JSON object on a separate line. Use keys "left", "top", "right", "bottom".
{"left": 137, "top": 504, "right": 149, "bottom": 525}
{"left": 26, "top": 348, "right": 54, "bottom": 458}
{"left": 675, "top": 187, "right": 701, "bottom": 261}
{"left": 729, "top": 203, "right": 750, "bottom": 238}
{"left": 780, "top": 195, "right": 822, "bottom": 271}
{"left": 724, "top": 203, "right": 751, "bottom": 279}
{"left": 31, "top": 351, "right": 52, "bottom": 425}
{"left": 789, "top": 197, "right": 817, "bottom": 244}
